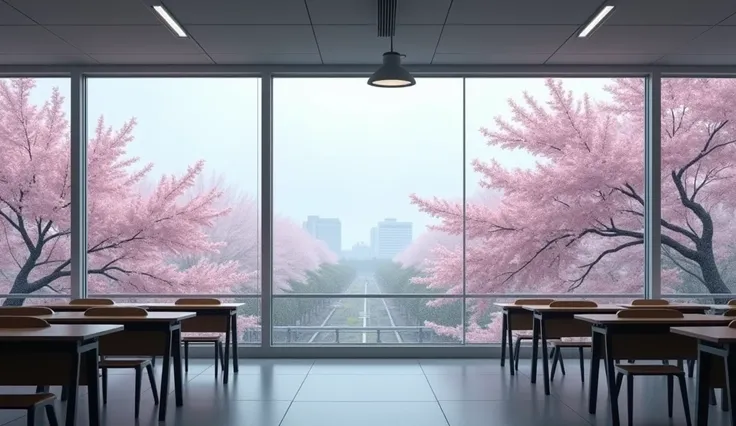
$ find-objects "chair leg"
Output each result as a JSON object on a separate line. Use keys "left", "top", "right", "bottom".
{"left": 615, "top": 372, "right": 624, "bottom": 397}
{"left": 146, "top": 363, "right": 159, "bottom": 405}
{"left": 214, "top": 342, "right": 220, "bottom": 377}
{"left": 549, "top": 346, "right": 556, "bottom": 361}
{"left": 558, "top": 349, "right": 566, "bottom": 375}
{"left": 667, "top": 375, "right": 674, "bottom": 417}
{"left": 151, "top": 356, "right": 156, "bottom": 367}
{"left": 102, "top": 368, "right": 108, "bottom": 404}
{"left": 45, "top": 404, "right": 59, "bottom": 426}
{"left": 551, "top": 347, "right": 559, "bottom": 381}
{"left": 60, "top": 385, "right": 68, "bottom": 402}
{"left": 627, "top": 375, "right": 634, "bottom": 426}
{"left": 514, "top": 338, "right": 522, "bottom": 371}
{"left": 678, "top": 374, "right": 693, "bottom": 426}
{"left": 578, "top": 346, "right": 585, "bottom": 382}
{"left": 184, "top": 341, "right": 189, "bottom": 373}
{"left": 219, "top": 342, "right": 225, "bottom": 370}
{"left": 687, "top": 359, "right": 695, "bottom": 378}
{"left": 26, "top": 407, "right": 35, "bottom": 426}
{"left": 135, "top": 367, "right": 142, "bottom": 419}
{"left": 722, "top": 388, "right": 730, "bottom": 411}
{"left": 711, "top": 388, "right": 718, "bottom": 405}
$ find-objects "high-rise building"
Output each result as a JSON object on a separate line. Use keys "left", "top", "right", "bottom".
{"left": 303, "top": 215, "right": 342, "bottom": 255}
{"left": 374, "top": 218, "right": 412, "bottom": 259}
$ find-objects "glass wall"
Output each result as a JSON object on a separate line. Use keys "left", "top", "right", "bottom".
{"left": 85, "top": 78, "right": 261, "bottom": 340}
{"left": 659, "top": 77, "right": 736, "bottom": 304}
{"left": 273, "top": 78, "right": 464, "bottom": 345}
{"left": 0, "top": 78, "right": 71, "bottom": 307}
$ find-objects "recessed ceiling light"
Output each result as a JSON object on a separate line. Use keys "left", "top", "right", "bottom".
{"left": 152, "top": 5, "right": 187, "bottom": 38}
{"left": 578, "top": 5, "right": 615, "bottom": 38}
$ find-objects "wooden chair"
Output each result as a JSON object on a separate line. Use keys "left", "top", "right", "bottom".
{"left": 68, "top": 306, "right": 157, "bottom": 418}
{"left": 511, "top": 299, "right": 555, "bottom": 371}
{"left": 69, "top": 298, "right": 115, "bottom": 305}
{"left": 630, "top": 299, "right": 669, "bottom": 306}
{"left": 175, "top": 298, "right": 225, "bottom": 376}
{"left": 0, "top": 307, "right": 54, "bottom": 316}
{"left": 728, "top": 300, "right": 736, "bottom": 306}
{"left": 612, "top": 308, "right": 691, "bottom": 426}
{"left": 0, "top": 317, "right": 60, "bottom": 426}
{"left": 549, "top": 300, "right": 598, "bottom": 308}
{"left": 546, "top": 301, "right": 597, "bottom": 381}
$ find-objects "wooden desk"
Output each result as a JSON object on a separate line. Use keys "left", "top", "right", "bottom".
{"left": 37, "top": 311, "right": 194, "bottom": 422}
{"left": 618, "top": 303, "right": 710, "bottom": 314}
{"left": 42, "top": 303, "right": 244, "bottom": 383}
{"left": 522, "top": 305, "right": 623, "bottom": 395}
{"left": 493, "top": 303, "right": 538, "bottom": 375}
{"left": 0, "top": 324, "right": 122, "bottom": 426}
{"left": 576, "top": 314, "right": 732, "bottom": 426}
{"left": 672, "top": 326, "right": 736, "bottom": 426}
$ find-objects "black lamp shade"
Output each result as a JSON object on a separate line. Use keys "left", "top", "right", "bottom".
{"left": 367, "top": 52, "right": 416, "bottom": 88}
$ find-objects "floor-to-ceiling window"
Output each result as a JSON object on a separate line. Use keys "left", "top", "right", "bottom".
{"left": 0, "top": 77, "right": 71, "bottom": 307}
{"left": 85, "top": 77, "right": 262, "bottom": 342}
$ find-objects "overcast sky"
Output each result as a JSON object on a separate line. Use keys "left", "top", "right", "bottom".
{"left": 27, "top": 77, "right": 623, "bottom": 251}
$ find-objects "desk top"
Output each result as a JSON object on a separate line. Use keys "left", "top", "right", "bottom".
{"left": 575, "top": 313, "right": 732, "bottom": 326}
{"left": 41, "top": 303, "right": 243, "bottom": 311}
{"left": 38, "top": 311, "right": 196, "bottom": 323}
{"left": 618, "top": 303, "right": 710, "bottom": 311}
{"left": 671, "top": 326, "right": 736, "bottom": 344}
{"left": 0, "top": 324, "right": 123, "bottom": 341}
{"left": 523, "top": 304, "right": 623, "bottom": 314}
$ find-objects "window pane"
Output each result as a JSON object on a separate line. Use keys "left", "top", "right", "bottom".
{"left": 85, "top": 78, "right": 261, "bottom": 333}
{"left": 0, "top": 78, "right": 71, "bottom": 306}
{"left": 660, "top": 77, "right": 736, "bottom": 303}
{"left": 273, "top": 78, "right": 463, "bottom": 345}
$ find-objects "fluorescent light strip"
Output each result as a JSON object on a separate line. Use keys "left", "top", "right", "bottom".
{"left": 153, "top": 5, "right": 187, "bottom": 38}
{"left": 578, "top": 5, "right": 615, "bottom": 38}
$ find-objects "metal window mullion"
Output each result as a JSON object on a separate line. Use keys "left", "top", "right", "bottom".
{"left": 461, "top": 78, "right": 467, "bottom": 345}
{"left": 644, "top": 72, "right": 662, "bottom": 299}
{"left": 70, "top": 70, "right": 87, "bottom": 299}
{"left": 260, "top": 72, "right": 273, "bottom": 349}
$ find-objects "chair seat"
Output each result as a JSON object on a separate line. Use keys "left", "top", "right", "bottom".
{"left": 0, "top": 393, "right": 55, "bottom": 409}
{"left": 100, "top": 358, "right": 152, "bottom": 368}
{"left": 182, "top": 335, "right": 222, "bottom": 343}
{"left": 551, "top": 341, "right": 591, "bottom": 348}
{"left": 615, "top": 364, "right": 684, "bottom": 376}
{"left": 513, "top": 333, "right": 560, "bottom": 343}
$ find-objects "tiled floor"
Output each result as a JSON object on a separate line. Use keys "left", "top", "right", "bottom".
{"left": 0, "top": 357, "right": 732, "bottom": 425}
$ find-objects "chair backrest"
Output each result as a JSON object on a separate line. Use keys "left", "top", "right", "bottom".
{"left": 724, "top": 309, "right": 736, "bottom": 317}
{"left": 630, "top": 299, "right": 669, "bottom": 306}
{"left": 0, "top": 316, "right": 51, "bottom": 328}
{"left": 69, "top": 298, "right": 114, "bottom": 306}
{"left": 728, "top": 299, "right": 736, "bottom": 306}
{"left": 513, "top": 298, "right": 554, "bottom": 306}
{"left": 0, "top": 307, "right": 54, "bottom": 316}
{"left": 616, "top": 308, "right": 683, "bottom": 318}
{"left": 174, "top": 298, "right": 221, "bottom": 305}
{"left": 548, "top": 300, "right": 598, "bottom": 308}
{"left": 729, "top": 320, "right": 736, "bottom": 329}
{"left": 84, "top": 307, "right": 148, "bottom": 317}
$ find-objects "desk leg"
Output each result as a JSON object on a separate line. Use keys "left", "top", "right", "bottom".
{"left": 500, "top": 312, "right": 508, "bottom": 368}
{"left": 158, "top": 329, "right": 172, "bottom": 422}
{"left": 725, "top": 346, "right": 736, "bottom": 426}
{"left": 530, "top": 316, "right": 540, "bottom": 383}
{"left": 223, "top": 316, "right": 231, "bottom": 384}
{"left": 604, "top": 331, "right": 620, "bottom": 426}
{"left": 540, "top": 317, "right": 551, "bottom": 395}
{"left": 172, "top": 327, "right": 184, "bottom": 407}
{"left": 589, "top": 330, "right": 602, "bottom": 414}
{"left": 64, "top": 350, "right": 81, "bottom": 426}
{"left": 231, "top": 313, "right": 239, "bottom": 373}
{"left": 85, "top": 344, "right": 101, "bottom": 426}
{"left": 696, "top": 345, "right": 712, "bottom": 426}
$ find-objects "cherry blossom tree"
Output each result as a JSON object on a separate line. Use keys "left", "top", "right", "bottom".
{"left": 0, "top": 78, "right": 249, "bottom": 305}
{"left": 409, "top": 78, "right": 736, "bottom": 341}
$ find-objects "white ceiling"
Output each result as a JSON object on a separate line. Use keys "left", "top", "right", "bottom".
{"left": 0, "top": 0, "right": 735, "bottom": 66}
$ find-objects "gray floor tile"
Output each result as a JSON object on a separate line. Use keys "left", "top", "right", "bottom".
{"left": 178, "top": 373, "right": 306, "bottom": 401}
{"left": 420, "top": 359, "right": 506, "bottom": 375}
{"left": 295, "top": 374, "right": 436, "bottom": 402}
{"left": 281, "top": 402, "right": 450, "bottom": 426}
{"left": 440, "top": 400, "right": 591, "bottom": 426}
{"left": 310, "top": 359, "right": 423, "bottom": 375}
{"left": 426, "top": 373, "right": 546, "bottom": 401}
{"left": 214, "top": 359, "right": 314, "bottom": 375}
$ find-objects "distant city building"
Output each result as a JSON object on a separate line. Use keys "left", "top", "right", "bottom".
{"left": 343, "top": 242, "right": 372, "bottom": 260}
{"left": 374, "top": 218, "right": 412, "bottom": 259}
{"left": 303, "top": 215, "right": 342, "bottom": 255}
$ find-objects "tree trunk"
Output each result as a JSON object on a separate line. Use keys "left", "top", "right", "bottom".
{"left": 699, "top": 252, "right": 732, "bottom": 304}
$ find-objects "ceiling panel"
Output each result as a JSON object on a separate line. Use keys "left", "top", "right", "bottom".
{"left": 446, "top": 0, "right": 604, "bottom": 25}
{"left": 211, "top": 53, "right": 323, "bottom": 64}
{"left": 658, "top": 54, "right": 736, "bottom": 65}
{"left": 306, "top": 0, "right": 451, "bottom": 24}
{"left": 163, "top": 0, "right": 310, "bottom": 24}
{"left": 187, "top": 25, "right": 318, "bottom": 55}
{"left": 0, "top": 26, "right": 79, "bottom": 54}
{"left": 48, "top": 25, "right": 203, "bottom": 55}
{"left": 676, "top": 26, "right": 736, "bottom": 54}
{"left": 437, "top": 25, "right": 577, "bottom": 54}
{"left": 5, "top": 0, "right": 159, "bottom": 25}
{"left": 89, "top": 53, "right": 213, "bottom": 64}
{"left": 546, "top": 53, "right": 662, "bottom": 65}
{"left": 313, "top": 25, "right": 441, "bottom": 64}
{"left": 432, "top": 53, "right": 548, "bottom": 64}
{"left": 557, "top": 25, "right": 708, "bottom": 55}
{"left": 0, "top": 53, "right": 94, "bottom": 65}
{"left": 606, "top": 0, "right": 736, "bottom": 26}
{"left": 0, "top": 2, "right": 34, "bottom": 25}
